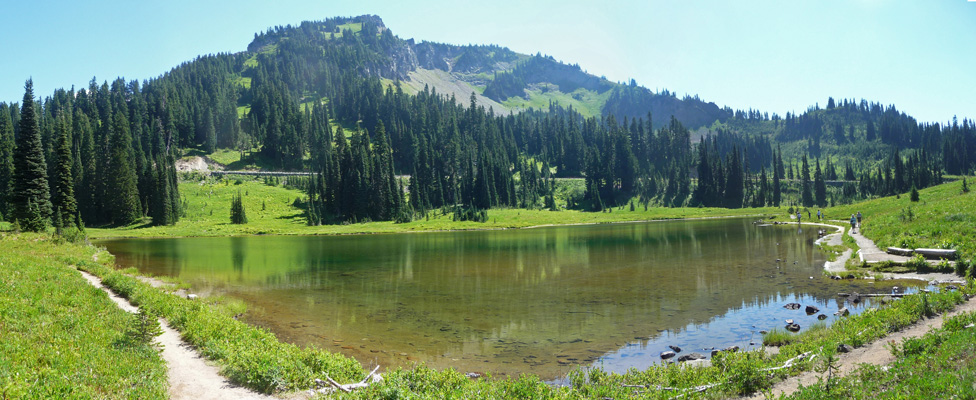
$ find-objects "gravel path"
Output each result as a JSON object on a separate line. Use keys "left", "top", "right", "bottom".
{"left": 76, "top": 268, "right": 273, "bottom": 400}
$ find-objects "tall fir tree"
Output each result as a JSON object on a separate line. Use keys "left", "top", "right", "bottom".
{"left": 0, "top": 105, "right": 14, "bottom": 219}
{"left": 814, "top": 158, "right": 827, "bottom": 207}
{"left": 108, "top": 111, "right": 142, "bottom": 225}
{"left": 11, "top": 80, "right": 52, "bottom": 231}
{"left": 800, "top": 154, "right": 813, "bottom": 207}
{"left": 52, "top": 115, "right": 78, "bottom": 229}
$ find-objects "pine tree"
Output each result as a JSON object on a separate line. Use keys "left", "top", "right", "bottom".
{"left": 0, "top": 105, "right": 14, "bottom": 218}
{"left": 230, "top": 190, "right": 248, "bottom": 224}
{"left": 11, "top": 80, "right": 52, "bottom": 231}
{"left": 108, "top": 111, "right": 142, "bottom": 224}
{"left": 801, "top": 155, "right": 813, "bottom": 207}
{"left": 814, "top": 158, "right": 827, "bottom": 207}
{"left": 52, "top": 115, "right": 78, "bottom": 229}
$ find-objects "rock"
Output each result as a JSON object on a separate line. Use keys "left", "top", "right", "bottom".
{"left": 668, "top": 345, "right": 682, "bottom": 353}
{"left": 759, "top": 330, "right": 768, "bottom": 334}
{"left": 830, "top": 275, "right": 842, "bottom": 280}
{"left": 784, "top": 303, "right": 801, "bottom": 310}
{"left": 677, "top": 352, "right": 706, "bottom": 362}
{"left": 837, "top": 344, "right": 854, "bottom": 353}
{"left": 945, "top": 285, "right": 959, "bottom": 291}
{"left": 845, "top": 274, "right": 855, "bottom": 279}
{"left": 849, "top": 293, "right": 861, "bottom": 304}
{"left": 817, "top": 314, "right": 828, "bottom": 320}
{"left": 186, "top": 293, "right": 198, "bottom": 300}
{"left": 785, "top": 323, "right": 801, "bottom": 332}
{"left": 785, "top": 319, "right": 794, "bottom": 324}
{"left": 660, "top": 351, "right": 676, "bottom": 360}
{"left": 805, "top": 305, "right": 820, "bottom": 315}
{"left": 881, "top": 296, "right": 894, "bottom": 305}
{"left": 835, "top": 307, "right": 850, "bottom": 316}
{"left": 724, "top": 345, "right": 739, "bottom": 353}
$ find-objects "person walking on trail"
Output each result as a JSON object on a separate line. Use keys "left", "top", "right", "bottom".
{"left": 796, "top": 211, "right": 802, "bottom": 225}
{"left": 850, "top": 214, "right": 857, "bottom": 233}
{"left": 856, "top": 211, "right": 862, "bottom": 228}
{"left": 817, "top": 209, "right": 822, "bottom": 220}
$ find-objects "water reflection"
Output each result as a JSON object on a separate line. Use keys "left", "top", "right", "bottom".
{"left": 100, "top": 218, "right": 916, "bottom": 380}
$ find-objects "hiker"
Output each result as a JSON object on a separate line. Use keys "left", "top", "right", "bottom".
{"left": 856, "top": 211, "right": 862, "bottom": 228}
{"left": 850, "top": 214, "right": 857, "bottom": 233}
{"left": 817, "top": 209, "right": 822, "bottom": 220}
{"left": 796, "top": 210, "right": 801, "bottom": 225}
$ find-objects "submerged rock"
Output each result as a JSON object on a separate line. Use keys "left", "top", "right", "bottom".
{"left": 660, "top": 351, "right": 676, "bottom": 360}
{"left": 784, "top": 303, "right": 801, "bottom": 310}
{"left": 668, "top": 345, "right": 682, "bottom": 353}
{"left": 805, "top": 305, "right": 820, "bottom": 315}
{"left": 677, "top": 352, "right": 706, "bottom": 362}
{"left": 785, "top": 323, "right": 801, "bottom": 332}
{"left": 818, "top": 314, "right": 828, "bottom": 320}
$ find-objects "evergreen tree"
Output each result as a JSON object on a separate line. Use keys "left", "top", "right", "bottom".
{"left": 11, "top": 80, "right": 52, "bottom": 231}
{"left": 814, "top": 158, "right": 827, "bottom": 207}
{"left": 52, "top": 115, "right": 78, "bottom": 228}
{"left": 230, "top": 190, "right": 248, "bottom": 224}
{"left": 800, "top": 155, "right": 813, "bottom": 207}
{"left": 0, "top": 105, "right": 14, "bottom": 218}
{"left": 108, "top": 111, "right": 142, "bottom": 224}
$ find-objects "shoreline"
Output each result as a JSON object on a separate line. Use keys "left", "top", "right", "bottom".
{"left": 89, "top": 212, "right": 774, "bottom": 241}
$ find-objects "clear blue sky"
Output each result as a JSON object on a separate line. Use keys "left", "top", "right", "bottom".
{"left": 2, "top": 0, "right": 974, "bottom": 123}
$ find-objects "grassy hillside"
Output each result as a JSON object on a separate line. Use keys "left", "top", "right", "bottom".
{"left": 0, "top": 233, "right": 168, "bottom": 398}
{"left": 828, "top": 177, "right": 976, "bottom": 261}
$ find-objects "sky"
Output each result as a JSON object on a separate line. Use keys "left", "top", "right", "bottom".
{"left": 2, "top": 0, "right": 974, "bottom": 123}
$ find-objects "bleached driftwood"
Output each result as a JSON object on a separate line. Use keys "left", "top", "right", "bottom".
{"left": 762, "top": 349, "right": 817, "bottom": 372}
{"left": 315, "top": 365, "right": 383, "bottom": 394}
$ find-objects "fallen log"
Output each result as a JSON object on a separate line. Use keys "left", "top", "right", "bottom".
{"left": 886, "top": 247, "right": 914, "bottom": 256}
{"left": 914, "top": 248, "right": 957, "bottom": 260}
{"left": 838, "top": 293, "right": 909, "bottom": 297}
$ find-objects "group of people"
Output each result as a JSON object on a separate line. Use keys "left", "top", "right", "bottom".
{"left": 795, "top": 209, "right": 863, "bottom": 234}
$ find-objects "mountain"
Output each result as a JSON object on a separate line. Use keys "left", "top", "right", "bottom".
{"left": 243, "top": 15, "right": 730, "bottom": 129}
{"left": 0, "top": 15, "right": 973, "bottom": 229}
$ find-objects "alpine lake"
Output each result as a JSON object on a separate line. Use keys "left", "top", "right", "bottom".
{"left": 98, "top": 217, "right": 921, "bottom": 381}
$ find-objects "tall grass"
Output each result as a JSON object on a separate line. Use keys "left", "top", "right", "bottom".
{"left": 0, "top": 233, "right": 168, "bottom": 399}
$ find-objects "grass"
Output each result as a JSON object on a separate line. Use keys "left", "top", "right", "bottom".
{"left": 787, "top": 308, "right": 976, "bottom": 399}
{"left": 0, "top": 233, "right": 168, "bottom": 399}
{"left": 87, "top": 174, "right": 786, "bottom": 239}
{"left": 72, "top": 249, "right": 364, "bottom": 394}
{"left": 501, "top": 86, "right": 611, "bottom": 118}
{"left": 829, "top": 179, "right": 976, "bottom": 263}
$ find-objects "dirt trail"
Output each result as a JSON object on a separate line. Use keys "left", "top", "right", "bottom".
{"left": 76, "top": 268, "right": 273, "bottom": 400}
{"left": 741, "top": 295, "right": 975, "bottom": 399}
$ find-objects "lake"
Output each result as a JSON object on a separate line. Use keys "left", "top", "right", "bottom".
{"left": 99, "top": 217, "right": 912, "bottom": 380}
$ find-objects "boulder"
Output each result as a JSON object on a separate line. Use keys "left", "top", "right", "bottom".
{"left": 835, "top": 307, "right": 850, "bottom": 316}
{"left": 677, "top": 352, "right": 706, "bottom": 362}
{"left": 784, "top": 303, "right": 801, "bottom": 310}
{"left": 837, "top": 344, "right": 854, "bottom": 353}
{"left": 785, "top": 323, "right": 801, "bottom": 332}
{"left": 668, "top": 345, "right": 682, "bottom": 353}
{"left": 723, "top": 345, "right": 739, "bottom": 353}
{"left": 805, "top": 305, "right": 820, "bottom": 315}
{"left": 660, "top": 351, "right": 676, "bottom": 360}
{"left": 817, "top": 314, "right": 828, "bottom": 320}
